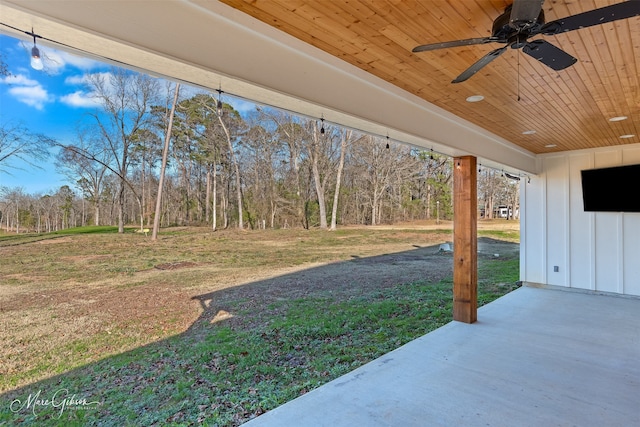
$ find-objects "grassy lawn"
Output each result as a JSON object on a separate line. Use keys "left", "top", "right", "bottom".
{"left": 0, "top": 225, "right": 519, "bottom": 425}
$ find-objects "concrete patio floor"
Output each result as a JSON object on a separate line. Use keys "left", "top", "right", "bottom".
{"left": 244, "top": 285, "right": 640, "bottom": 427}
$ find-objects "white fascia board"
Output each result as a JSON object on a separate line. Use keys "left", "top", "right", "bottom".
{"left": 1, "top": 0, "right": 538, "bottom": 174}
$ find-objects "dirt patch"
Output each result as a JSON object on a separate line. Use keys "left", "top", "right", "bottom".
{"left": 36, "top": 236, "right": 73, "bottom": 244}
{"left": 155, "top": 261, "right": 200, "bottom": 270}
{"left": 478, "top": 237, "right": 520, "bottom": 258}
{"left": 190, "top": 237, "right": 519, "bottom": 333}
{"left": 372, "top": 219, "right": 520, "bottom": 233}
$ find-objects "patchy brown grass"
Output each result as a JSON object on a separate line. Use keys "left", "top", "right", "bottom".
{"left": 0, "top": 225, "right": 518, "bottom": 394}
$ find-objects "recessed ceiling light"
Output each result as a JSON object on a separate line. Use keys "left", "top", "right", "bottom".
{"left": 609, "top": 116, "right": 628, "bottom": 122}
{"left": 620, "top": 134, "right": 636, "bottom": 139}
{"left": 545, "top": 144, "right": 557, "bottom": 148}
{"left": 522, "top": 130, "right": 536, "bottom": 135}
{"left": 466, "top": 95, "right": 484, "bottom": 102}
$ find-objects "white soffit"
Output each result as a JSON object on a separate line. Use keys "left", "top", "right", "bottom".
{"left": 0, "top": 0, "right": 538, "bottom": 174}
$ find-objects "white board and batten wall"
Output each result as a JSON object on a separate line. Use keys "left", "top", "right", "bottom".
{"left": 521, "top": 143, "right": 640, "bottom": 297}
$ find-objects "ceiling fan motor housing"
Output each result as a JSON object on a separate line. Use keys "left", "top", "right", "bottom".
{"left": 493, "top": 5, "right": 546, "bottom": 47}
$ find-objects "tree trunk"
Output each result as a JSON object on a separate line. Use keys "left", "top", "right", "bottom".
{"left": 371, "top": 193, "right": 378, "bottom": 226}
{"left": 94, "top": 201, "right": 100, "bottom": 226}
{"left": 205, "top": 168, "right": 211, "bottom": 224}
{"left": 330, "top": 130, "right": 348, "bottom": 230}
{"left": 117, "top": 182, "right": 125, "bottom": 233}
{"left": 488, "top": 195, "right": 494, "bottom": 219}
{"left": 270, "top": 199, "right": 276, "bottom": 229}
{"left": 212, "top": 164, "right": 217, "bottom": 231}
{"left": 152, "top": 83, "right": 180, "bottom": 240}
{"left": 293, "top": 159, "right": 303, "bottom": 227}
{"left": 311, "top": 125, "right": 328, "bottom": 229}
{"left": 218, "top": 115, "right": 243, "bottom": 229}
{"left": 426, "top": 184, "right": 432, "bottom": 219}
{"left": 141, "top": 153, "right": 146, "bottom": 226}
{"left": 222, "top": 175, "right": 229, "bottom": 229}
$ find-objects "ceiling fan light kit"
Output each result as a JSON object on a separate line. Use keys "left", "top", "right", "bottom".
{"left": 412, "top": 0, "right": 640, "bottom": 84}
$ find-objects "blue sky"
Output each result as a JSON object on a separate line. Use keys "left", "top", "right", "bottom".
{"left": 0, "top": 33, "right": 108, "bottom": 193}
{"left": 0, "top": 33, "right": 256, "bottom": 194}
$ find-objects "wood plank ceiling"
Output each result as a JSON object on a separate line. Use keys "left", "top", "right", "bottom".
{"left": 218, "top": 0, "right": 640, "bottom": 154}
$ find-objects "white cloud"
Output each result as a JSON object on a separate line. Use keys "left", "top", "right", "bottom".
{"left": 7, "top": 84, "right": 51, "bottom": 110}
{"left": 2, "top": 74, "right": 39, "bottom": 86}
{"left": 15, "top": 41, "right": 103, "bottom": 74}
{"left": 59, "top": 90, "right": 101, "bottom": 108}
{"left": 53, "top": 50, "right": 102, "bottom": 70}
{"left": 40, "top": 52, "right": 65, "bottom": 75}
{"left": 44, "top": 49, "right": 104, "bottom": 75}
{"left": 65, "top": 71, "right": 114, "bottom": 87}
{"left": 64, "top": 75, "right": 88, "bottom": 85}
{"left": 1, "top": 72, "right": 52, "bottom": 110}
{"left": 62, "top": 72, "right": 119, "bottom": 106}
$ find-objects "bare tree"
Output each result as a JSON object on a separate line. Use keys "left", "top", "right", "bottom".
{"left": 84, "top": 67, "right": 159, "bottom": 232}
{"left": 0, "top": 53, "right": 9, "bottom": 77}
{"left": 352, "top": 136, "right": 392, "bottom": 225}
{"left": 478, "top": 168, "right": 501, "bottom": 219}
{"left": 0, "top": 187, "right": 26, "bottom": 233}
{"left": 349, "top": 136, "right": 420, "bottom": 225}
{"left": 266, "top": 110, "right": 305, "bottom": 227}
{"left": 0, "top": 121, "right": 52, "bottom": 172}
{"left": 56, "top": 128, "right": 110, "bottom": 226}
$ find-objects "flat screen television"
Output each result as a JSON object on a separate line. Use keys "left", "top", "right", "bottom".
{"left": 581, "top": 164, "right": 640, "bottom": 212}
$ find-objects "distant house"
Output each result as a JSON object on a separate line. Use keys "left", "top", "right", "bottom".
{"left": 495, "top": 205, "right": 519, "bottom": 219}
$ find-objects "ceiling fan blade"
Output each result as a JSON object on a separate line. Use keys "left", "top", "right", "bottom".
{"left": 523, "top": 40, "right": 577, "bottom": 71}
{"left": 541, "top": 1, "right": 640, "bottom": 35}
{"left": 510, "top": 0, "right": 544, "bottom": 27}
{"left": 452, "top": 46, "right": 508, "bottom": 83}
{"left": 412, "top": 37, "right": 496, "bottom": 53}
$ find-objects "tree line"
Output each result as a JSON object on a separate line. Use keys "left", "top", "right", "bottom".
{"left": 0, "top": 67, "right": 520, "bottom": 234}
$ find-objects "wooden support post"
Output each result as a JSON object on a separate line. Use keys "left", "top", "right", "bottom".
{"left": 453, "top": 156, "right": 477, "bottom": 324}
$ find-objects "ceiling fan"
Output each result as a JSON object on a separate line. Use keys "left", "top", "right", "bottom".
{"left": 412, "top": 0, "right": 640, "bottom": 83}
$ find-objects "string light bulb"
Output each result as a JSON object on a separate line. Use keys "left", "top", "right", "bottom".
{"left": 216, "top": 87, "right": 223, "bottom": 116}
{"left": 430, "top": 148, "right": 434, "bottom": 160}
{"left": 31, "top": 46, "right": 43, "bottom": 70}
{"left": 320, "top": 117, "right": 325, "bottom": 134}
{"left": 29, "top": 29, "right": 43, "bottom": 71}
{"left": 386, "top": 135, "right": 390, "bottom": 149}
